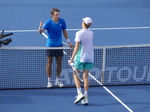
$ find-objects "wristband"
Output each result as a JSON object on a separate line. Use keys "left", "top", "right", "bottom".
{"left": 67, "top": 39, "right": 70, "bottom": 42}
{"left": 39, "top": 27, "right": 42, "bottom": 30}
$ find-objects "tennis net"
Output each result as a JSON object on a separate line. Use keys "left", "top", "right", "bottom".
{"left": 0, "top": 44, "right": 150, "bottom": 89}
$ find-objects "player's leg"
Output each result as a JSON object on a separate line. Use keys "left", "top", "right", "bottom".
{"left": 82, "top": 69, "right": 89, "bottom": 105}
{"left": 56, "top": 56, "right": 62, "bottom": 77}
{"left": 73, "top": 65, "right": 84, "bottom": 104}
{"left": 73, "top": 61, "right": 83, "bottom": 91}
{"left": 46, "top": 49, "right": 55, "bottom": 87}
{"left": 46, "top": 56, "right": 53, "bottom": 87}
{"left": 83, "top": 69, "right": 89, "bottom": 91}
{"left": 54, "top": 48, "right": 64, "bottom": 87}
{"left": 55, "top": 56, "right": 64, "bottom": 87}
{"left": 82, "top": 63, "right": 93, "bottom": 105}
{"left": 73, "top": 68, "right": 81, "bottom": 93}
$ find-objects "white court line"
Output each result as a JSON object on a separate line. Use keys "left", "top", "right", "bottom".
{"left": 141, "top": 8, "right": 150, "bottom": 13}
{"left": 89, "top": 74, "right": 133, "bottom": 112}
{"left": 3, "top": 26, "right": 150, "bottom": 32}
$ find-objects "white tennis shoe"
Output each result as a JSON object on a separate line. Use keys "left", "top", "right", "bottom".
{"left": 81, "top": 97, "right": 88, "bottom": 105}
{"left": 47, "top": 81, "right": 52, "bottom": 88}
{"left": 74, "top": 93, "right": 84, "bottom": 104}
{"left": 55, "top": 81, "right": 64, "bottom": 87}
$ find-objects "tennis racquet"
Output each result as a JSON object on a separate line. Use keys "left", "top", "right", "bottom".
{"left": 63, "top": 42, "right": 84, "bottom": 84}
{"left": 68, "top": 60, "right": 84, "bottom": 84}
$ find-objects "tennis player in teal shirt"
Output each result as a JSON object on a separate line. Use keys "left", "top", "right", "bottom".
{"left": 38, "top": 8, "right": 73, "bottom": 88}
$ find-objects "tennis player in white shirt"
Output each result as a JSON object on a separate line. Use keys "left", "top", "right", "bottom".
{"left": 68, "top": 17, "right": 94, "bottom": 105}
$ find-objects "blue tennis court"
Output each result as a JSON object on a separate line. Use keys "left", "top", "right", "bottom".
{"left": 0, "top": 0, "right": 150, "bottom": 112}
{"left": 0, "top": 86, "right": 150, "bottom": 112}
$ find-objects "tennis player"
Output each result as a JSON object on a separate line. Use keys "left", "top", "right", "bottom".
{"left": 38, "top": 8, "right": 73, "bottom": 88}
{"left": 68, "top": 17, "right": 94, "bottom": 105}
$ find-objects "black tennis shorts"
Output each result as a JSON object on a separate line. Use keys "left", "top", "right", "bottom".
{"left": 46, "top": 46, "right": 63, "bottom": 57}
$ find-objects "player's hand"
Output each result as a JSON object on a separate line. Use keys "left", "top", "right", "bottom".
{"left": 39, "top": 21, "right": 43, "bottom": 28}
{"left": 38, "top": 21, "right": 44, "bottom": 34}
{"left": 68, "top": 42, "right": 75, "bottom": 48}
{"left": 68, "top": 60, "right": 73, "bottom": 65}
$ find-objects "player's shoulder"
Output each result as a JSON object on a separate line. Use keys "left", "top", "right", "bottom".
{"left": 44, "top": 19, "right": 52, "bottom": 24}
{"left": 76, "top": 30, "right": 82, "bottom": 34}
{"left": 59, "top": 18, "right": 65, "bottom": 23}
{"left": 76, "top": 30, "right": 84, "bottom": 37}
{"left": 89, "top": 30, "right": 93, "bottom": 33}
{"left": 86, "top": 29, "right": 93, "bottom": 34}
{"left": 76, "top": 29, "right": 87, "bottom": 34}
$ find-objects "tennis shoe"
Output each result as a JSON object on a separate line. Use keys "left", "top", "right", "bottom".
{"left": 81, "top": 97, "right": 88, "bottom": 105}
{"left": 47, "top": 81, "right": 52, "bottom": 88}
{"left": 55, "top": 81, "right": 64, "bottom": 87}
{"left": 74, "top": 93, "right": 84, "bottom": 104}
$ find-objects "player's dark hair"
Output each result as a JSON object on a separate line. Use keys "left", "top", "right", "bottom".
{"left": 50, "top": 8, "right": 60, "bottom": 15}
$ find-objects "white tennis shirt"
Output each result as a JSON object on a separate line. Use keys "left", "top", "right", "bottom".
{"left": 74, "top": 29, "right": 94, "bottom": 63}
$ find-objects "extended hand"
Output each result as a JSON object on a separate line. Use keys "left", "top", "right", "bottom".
{"left": 68, "top": 42, "right": 75, "bottom": 48}
{"left": 39, "top": 21, "right": 43, "bottom": 28}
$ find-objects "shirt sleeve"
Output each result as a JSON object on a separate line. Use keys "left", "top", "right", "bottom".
{"left": 75, "top": 32, "right": 81, "bottom": 42}
{"left": 62, "top": 19, "right": 67, "bottom": 30}
{"left": 42, "top": 20, "right": 49, "bottom": 30}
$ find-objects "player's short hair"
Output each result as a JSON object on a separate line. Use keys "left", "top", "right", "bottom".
{"left": 84, "top": 23, "right": 92, "bottom": 28}
{"left": 50, "top": 8, "right": 60, "bottom": 15}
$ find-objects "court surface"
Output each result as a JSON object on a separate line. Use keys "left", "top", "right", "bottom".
{"left": 0, "top": 86, "right": 150, "bottom": 112}
{"left": 0, "top": 0, "right": 150, "bottom": 46}
{"left": 0, "top": 0, "right": 150, "bottom": 112}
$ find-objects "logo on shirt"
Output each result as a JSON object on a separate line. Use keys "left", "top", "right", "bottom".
{"left": 60, "top": 24, "right": 62, "bottom": 26}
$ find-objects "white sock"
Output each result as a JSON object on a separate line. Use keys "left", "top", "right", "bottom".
{"left": 77, "top": 87, "right": 82, "bottom": 95}
{"left": 84, "top": 91, "right": 88, "bottom": 98}
{"left": 48, "top": 78, "right": 51, "bottom": 82}
{"left": 56, "top": 77, "right": 59, "bottom": 82}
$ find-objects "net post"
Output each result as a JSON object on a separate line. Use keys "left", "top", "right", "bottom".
{"left": 101, "top": 48, "right": 106, "bottom": 84}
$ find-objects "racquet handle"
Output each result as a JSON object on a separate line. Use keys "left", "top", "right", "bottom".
{"left": 68, "top": 60, "right": 74, "bottom": 66}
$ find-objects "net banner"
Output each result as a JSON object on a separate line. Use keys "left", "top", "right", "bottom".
{"left": 103, "top": 46, "right": 150, "bottom": 85}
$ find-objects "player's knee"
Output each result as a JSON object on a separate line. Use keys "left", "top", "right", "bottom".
{"left": 47, "top": 62, "right": 52, "bottom": 67}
